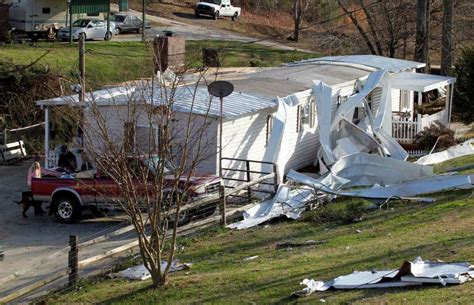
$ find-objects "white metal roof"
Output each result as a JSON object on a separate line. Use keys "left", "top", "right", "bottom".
{"left": 291, "top": 55, "right": 425, "bottom": 73}
{"left": 224, "top": 63, "right": 370, "bottom": 98}
{"left": 36, "top": 85, "right": 277, "bottom": 119}
{"left": 390, "top": 72, "right": 456, "bottom": 92}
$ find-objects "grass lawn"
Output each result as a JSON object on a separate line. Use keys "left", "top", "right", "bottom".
{"left": 0, "top": 40, "right": 315, "bottom": 87}
{"left": 41, "top": 156, "right": 474, "bottom": 304}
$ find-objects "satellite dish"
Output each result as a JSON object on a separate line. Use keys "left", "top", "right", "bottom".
{"left": 208, "top": 81, "right": 234, "bottom": 98}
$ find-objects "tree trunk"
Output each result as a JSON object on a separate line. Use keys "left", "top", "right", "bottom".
{"left": 414, "top": 0, "right": 428, "bottom": 71}
{"left": 359, "top": 0, "right": 383, "bottom": 55}
{"left": 338, "top": 0, "right": 377, "bottom": 55}
{"left": 425, "top": 0, "right": 431, "bottom": 73}
{"left": 441, "top": 0, "right": 454, "bottom": 76}
{"left": 293, "top": 0, "right": 301, "bottom": 42}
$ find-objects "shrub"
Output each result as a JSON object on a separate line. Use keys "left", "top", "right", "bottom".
{"left": 303, "top": 200, "right": 368, "bottom": 225}
{"left": 415, "top": 121, "right": 456, "bottom": 150}
{"left": 453, "top": 47, "right": 474, "bottom": 124}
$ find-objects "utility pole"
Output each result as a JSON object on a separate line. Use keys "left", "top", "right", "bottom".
{"left": 441, "top": 0, "right": 454, "bottom": 76}
{"left": 68, "top": 0, "right": 73, "bottom": 44}
{"left": 79, "top": 33, "right": 85, "bottom": 102}
{"left": 142, "top": 0, "right": 146, "bottom": 42}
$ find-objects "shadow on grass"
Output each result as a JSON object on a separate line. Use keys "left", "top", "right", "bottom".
{"left": 100, "top": 285, "right": 154, "bottom": 305}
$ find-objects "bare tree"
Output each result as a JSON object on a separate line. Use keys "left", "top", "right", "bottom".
{"left": 441, "top": 0, "right": 454, "bottom": 76}
{"left": 414, "top": 0, "right": 428, "bottom": 69}
{"left": 291, "top": 0, "right": 311, "bottom": 42}
{"left": 77, "top": 69, "right": 218, "bottom": 287}
{"left": 338, "top": 0, "right": 415, "bottom": 58}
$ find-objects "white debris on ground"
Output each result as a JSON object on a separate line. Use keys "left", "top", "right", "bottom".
{"left": 295, "top": 257, "right": 474, "bottom": 297}
{"left": 226, "top": 186, "right": 316, "bottom": 230}
{"left": 415, "top": 139, "right": 474, "bottom": 165}
{"left": 228, "top": 68, "right": 473, "bottom": 230}
{"left": 118, "top": 260, "right": 192, "bottom": 281}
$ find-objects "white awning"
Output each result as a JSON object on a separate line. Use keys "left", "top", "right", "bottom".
{"left": 391, "top": 72, "right": 456, "bottom": 92}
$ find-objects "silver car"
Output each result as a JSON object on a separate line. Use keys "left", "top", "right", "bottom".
{"left": 58, "top": 19, "right": 115, "bottom": 41}
{"left": 110, "top": 14, "right": 151, "bottom": 34}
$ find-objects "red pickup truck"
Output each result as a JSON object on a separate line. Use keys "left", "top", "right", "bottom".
{"left": 31, "top": 157, "right": 222, "bottom": 224}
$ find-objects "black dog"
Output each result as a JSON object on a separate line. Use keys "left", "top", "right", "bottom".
{"left": 15, "top": 191, "right": 45, "bottom": 218}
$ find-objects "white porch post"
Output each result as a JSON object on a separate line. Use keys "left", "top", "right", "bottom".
{"left": 417, "top": 91, "right": 422, "bottom": 133}
{"left": 448, "top": 83, "right": 454, "bottom": 128}
{"left": 44, "top": 106, "right": 49, "bottom": 169}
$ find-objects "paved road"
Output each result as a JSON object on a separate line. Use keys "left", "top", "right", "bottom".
{"left": 0, "top": 161, "right": 134, "bottom": 299}
{"left": 111, "top": 6, "right": 314, "bottom": 53}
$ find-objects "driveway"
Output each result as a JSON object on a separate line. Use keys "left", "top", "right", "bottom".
{"left": 0, "top": 160, "right": 134, "bottom": 299}
{"left": 111, "top": 5, "right": 314, "bottom": 54}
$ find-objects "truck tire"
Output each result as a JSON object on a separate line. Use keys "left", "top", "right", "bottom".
{"left": 53, "top": 195, "right": 81, "bottom": 223}
{"left": 116, "top": 27, "right": 122, "bottom": 35}
{"left": 214, "top": 11, "right": 219, "bottom": 20}
{"left": 164, "top": 192, "right": 190, "bottom": 226}
{"left": 195, "top": 11, "right": 200, "bottom": 17}
{"left": 232, "top": 12, "right": 238, "bottom": 21}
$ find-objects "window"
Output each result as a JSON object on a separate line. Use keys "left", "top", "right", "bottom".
{"left": 87, "top": 12, "right": 100, "bottom": 16}
{"left": 265, "top": 115, "right": 273, "bottom": 146}
{"left": 42, "top": 7, "right": 50, "bottom": 14}
{"left": 400, "top": 90, "right": 410, "bottom": 110}
{"left": 297, "top": 102, "right": 311, "bottom": 132}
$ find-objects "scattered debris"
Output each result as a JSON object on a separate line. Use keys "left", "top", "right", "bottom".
{"left": 294, "top": 257, "right": 474, "bottom": 297}
{"left": 274, "top": 240, "right": 326, "bottom": 250}
{"left": 415, "top": 139, "right": 474, "bottom": 165}
{"left": 243, "top": 255, "right": 259, "bottom": 261}
{"left": 287, "top": 170, "right": 473, "bottom": 201}
{"left": 118, "top": 260, "right": 191, "bottom": 281}
{"left": 227, "top": 186, "right": 316, "bottom": 230}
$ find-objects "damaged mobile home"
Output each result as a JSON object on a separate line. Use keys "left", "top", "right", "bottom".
{"left": 35, "top": 55, "right": 470, "bottom": 227}
{"left": 37, "top": 55, "right": 455, "bottom": 176}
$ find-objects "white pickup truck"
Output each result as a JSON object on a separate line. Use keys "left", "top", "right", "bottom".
{"left": 194, "top": 0, "right": 241, "bottom": 21}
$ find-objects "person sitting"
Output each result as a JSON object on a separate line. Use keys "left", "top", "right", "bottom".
{"left": 57, "top": 145, "right": 77, "bottom": 172}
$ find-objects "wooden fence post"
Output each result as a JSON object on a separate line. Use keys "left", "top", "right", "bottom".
{"left": 68, "top": 235, "right": 79, "bottom": 286}
{"left": 246, "top": 160, "right": 251, "bottom": 201}
{"left": 219, "top": 185, "right": 226, "bottom": 226}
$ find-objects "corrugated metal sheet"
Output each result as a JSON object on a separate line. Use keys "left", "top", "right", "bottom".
{"left": 36, "top": 85, "right": 277, "bottom": 119}
{"left": 71, "top": 0, "right": 110, "bottom": 14}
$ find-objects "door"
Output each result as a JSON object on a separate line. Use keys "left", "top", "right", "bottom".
{"left": 95, "top": 20, "right": 107, "bottom": 38}
{"left": 131, "top": 16, "right": 142, "bottom": 31}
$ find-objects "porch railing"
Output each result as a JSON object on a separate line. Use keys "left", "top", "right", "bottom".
{"left": 392, "top": 119, "right": 420, "bottom": 143}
